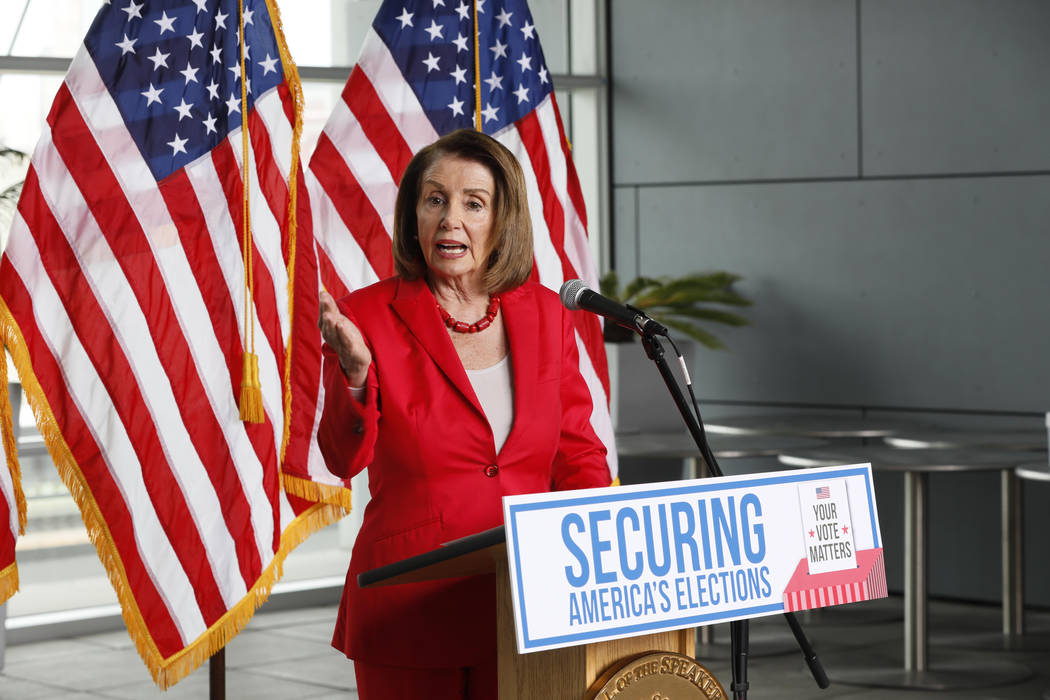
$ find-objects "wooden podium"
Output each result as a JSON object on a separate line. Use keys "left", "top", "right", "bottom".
{"left": 359, "top": 526, "right": 693, "bottom": 700}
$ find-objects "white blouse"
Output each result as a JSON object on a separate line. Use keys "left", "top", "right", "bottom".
{"left": 465, "top": 355, "right": 514, "bottom": 452}
{"left": 349, "top": 354, "right": 515, "bottom": 452}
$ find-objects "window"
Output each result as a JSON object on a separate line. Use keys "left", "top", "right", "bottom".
{"left": 1, "top": 0, "right": 608, "bottom": 620}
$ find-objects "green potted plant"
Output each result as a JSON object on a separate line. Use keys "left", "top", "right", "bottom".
{"left": 598, "top": 270, "right": 752, "bottom": 347}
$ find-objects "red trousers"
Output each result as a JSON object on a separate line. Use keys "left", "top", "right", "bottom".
{"left": 354, "top": 659, "right": 497, "bottom": 699}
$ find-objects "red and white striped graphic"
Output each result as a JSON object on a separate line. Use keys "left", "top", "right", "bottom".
{"left": 309, "top": 20, "right": 617, "bottom": 481}
{"left": 0, "top": 2, "right": 345, "bottom": 687}
{"left": 783, "top": 548, "right": 887, "bottom": 612}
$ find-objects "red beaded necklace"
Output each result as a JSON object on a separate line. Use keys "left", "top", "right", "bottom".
{"left": 437, "top": 295, "right": 501, "bottom": 333}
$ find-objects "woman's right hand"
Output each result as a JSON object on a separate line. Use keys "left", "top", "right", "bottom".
{"left": 319, "top": 290, "right": 372, "bottom": 387}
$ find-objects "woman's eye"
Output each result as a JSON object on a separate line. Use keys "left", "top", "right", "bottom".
{"left": 428, "top": 195, "right": 444, "bottom": 206}
{"left": 467, "top": 200, "right": 483, "bottom": 211}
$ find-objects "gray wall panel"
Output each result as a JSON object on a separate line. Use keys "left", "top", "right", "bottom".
{"left": 612, "top": 185, "right": 639, "bottom": 277}
{"left": 862, "top": 0, "right": 1050, "bottom": 175}
{"left": 607, "top": 0, "right": 1049, "bottom": 609}
{"left": 635, "top": 178, "right": 1050, "bottom": 411}
{"left": 611, "top": 0, "right": 857, "bottom": 184}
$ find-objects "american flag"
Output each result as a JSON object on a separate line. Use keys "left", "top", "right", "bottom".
{"left": 816, "top": 485, "right": 831, "bottom": 499}
{"left": 0, "top": 0, "right": 346, "bottom": 687}
{"left": 309, "top": 0, "right": 617, "bottom": 480}
{"left": 0, "top": 354, "right": 24, "bottom": 605}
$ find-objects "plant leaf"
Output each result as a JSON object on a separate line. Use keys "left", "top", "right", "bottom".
{"left": 598, "top": 270, "right": 620, "bottom": 298}
{"left": 622, "top": 275, "right": 662, "bottom": 302}
{"left": 651, "top": 306, "right": 750, "bottom": 326}
{"left": 636, "top": 287, "right": 751, "bottom": 308}
{"left": 667, "top": 272, "right": 740, "bottom": 290}
{"left": 660, "top": 318, "right": 726, "bottom": 349}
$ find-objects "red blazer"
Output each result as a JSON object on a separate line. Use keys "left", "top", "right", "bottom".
{"left": 318, "top": 276, "right": 611, "bottom": 667}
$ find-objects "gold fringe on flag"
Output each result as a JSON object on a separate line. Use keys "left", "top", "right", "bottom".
{"left": 261, "top": 0, "right": 304, "bottom": 464}
{"left": 1, "top": 295, "right": 164, "bottom": 676}
{"left": 0, "top": 0, "right": 352, "bottom": 684}
{"left": 0, "top": 344, "right": 27, "bottom": 535}
{"left": 0, "top": 561, "right": 19, "bottom": 606}
{"left": 1, "top": 311, "right": 348, "bottom": 667}
{"left": 282, "top": 472, "right": 354, "bottom": 511}
{"left": 4, "top": 289, "right": 349, "bottom": 688}
{"left": 237, "top": 0, "right": 264, "bottom": 423}
{"left": 149, "top": 501, "right": 346, "bottom": 688}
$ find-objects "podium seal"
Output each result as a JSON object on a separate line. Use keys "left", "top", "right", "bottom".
{"left": 586, "top": 652, "right": 728, "bottom": 700}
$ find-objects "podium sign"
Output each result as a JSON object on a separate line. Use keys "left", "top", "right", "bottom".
{"left": 502, "top": 464, "right": 885, "bottom": 654}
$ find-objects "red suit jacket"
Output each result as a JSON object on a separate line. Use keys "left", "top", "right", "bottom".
{"left": 318, "top": 276, "right": 611, "bottom": 667}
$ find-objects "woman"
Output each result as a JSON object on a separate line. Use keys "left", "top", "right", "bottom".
{"left": 317, "top": 129, "right": 612, "bottom": 699}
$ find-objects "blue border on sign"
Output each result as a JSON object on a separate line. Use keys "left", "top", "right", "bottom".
{"left": 506, "top": 465, "right": 878, "bottom": 650}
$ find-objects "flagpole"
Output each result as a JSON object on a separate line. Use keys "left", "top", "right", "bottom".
{"left": 472, "top": 0, "right": 482, "bottom": 130}
{"left": 209, "top": 648, "right": 225, "bottom": 700}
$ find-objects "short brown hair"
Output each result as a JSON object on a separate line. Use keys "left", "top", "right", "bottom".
{"left": 392, "top": 129, "right": 534, "bottom": 293}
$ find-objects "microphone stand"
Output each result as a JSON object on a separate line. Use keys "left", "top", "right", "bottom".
{"left": 635, "top": 325, "right": 829, "bottom": 700}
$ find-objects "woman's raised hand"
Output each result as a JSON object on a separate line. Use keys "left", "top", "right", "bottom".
{"left": 319, "top": 290, "right": 372, "bottom": 387}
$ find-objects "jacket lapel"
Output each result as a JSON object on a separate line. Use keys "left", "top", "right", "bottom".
{"left": 500, "top": 284, "right": 539, "bottom": 454}
{"left": 389, "top": 277, "right": 486, "bottom": 418}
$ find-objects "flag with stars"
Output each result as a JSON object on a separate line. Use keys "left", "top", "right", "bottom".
{"left": 0, "top": 0, "right": 346, "bottom": 687}
{"left": 309, "top": 0, "right": 617, "bottom": 481}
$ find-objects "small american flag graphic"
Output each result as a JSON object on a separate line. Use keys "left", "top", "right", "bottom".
{"left": 816, "top": 486, "right": 831, "bottom": 499}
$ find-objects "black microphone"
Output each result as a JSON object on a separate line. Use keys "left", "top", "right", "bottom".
{"left": 559, "top": 279, "right": 668, "bottom": 336}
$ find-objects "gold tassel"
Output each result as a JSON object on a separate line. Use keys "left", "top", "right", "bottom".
{"left": 239, "top": 351, "right": 264, "bottom": 423}
{"left": 237, "top": 0, "right": 262, "bottom": 425}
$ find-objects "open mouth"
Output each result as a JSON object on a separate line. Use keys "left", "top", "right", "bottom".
{"left": 436, "top": 242, "right": 468, "bottom": 254}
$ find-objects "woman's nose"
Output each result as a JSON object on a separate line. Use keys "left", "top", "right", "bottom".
{"left": 440, "top": 208, "right": 459, "bottom": 229}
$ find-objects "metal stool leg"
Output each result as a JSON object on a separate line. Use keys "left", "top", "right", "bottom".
{"left": 1002, "top": 470, "right": 1023, "bottom": 637}
{"left": 904, "top": 471, "right": 927, "bottom": 672}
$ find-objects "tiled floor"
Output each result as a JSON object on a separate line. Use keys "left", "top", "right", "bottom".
{"left": 2, "top": 596, "right": 1048, "bottom": 699}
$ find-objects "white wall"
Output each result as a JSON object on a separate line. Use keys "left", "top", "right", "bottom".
{"left": 610, "top": 0, "right": 1050, "bottom": 606}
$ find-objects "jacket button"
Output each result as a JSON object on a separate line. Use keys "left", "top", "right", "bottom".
{"left": 483, "top": 464, "right": 499, "bottom": 478}
{"left": 352, "top": 421, "right": 364, "bottom": 435}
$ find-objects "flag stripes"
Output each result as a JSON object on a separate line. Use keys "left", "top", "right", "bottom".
{"left": 3, "top": 227, "right": 202, "bottom": 648}
{"left": 0, "top": 0, "right": 346, "bottom": 684}
{"left": 43, "top": 97, "right": 272, "bottom": 609}
{"left": 310, "top": 132, "right": 395, "bottom": 277}
{"left": 0, "top": 347, "right": 23, "bottom": 606}
{"left": 61, "top": 67, "right": 288, "bottom": 580}
{"left": 343, "top": 67, "right": 414, "bottom": 181}
{"left": 357, "top": 27, "right": 441, "bottom": 153}
{"left": 308, "top": 2, "right": 617, "bottom": 480}
{"left": 18, "top": 160, "right": 235, "bottom": 624}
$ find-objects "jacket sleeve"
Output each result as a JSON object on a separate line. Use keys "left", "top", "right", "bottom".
{"left": 316, "top": 304, "right": 380, "bottom": 480}
{"left": 550, "top": 307, "right": 613, "bottom": 491}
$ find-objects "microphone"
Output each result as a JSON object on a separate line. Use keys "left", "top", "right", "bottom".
{"left": 559, "top": 279, "right": 668, "bottom": 336}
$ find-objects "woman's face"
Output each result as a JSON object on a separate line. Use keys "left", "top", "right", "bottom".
{"left": 415, "top": 155, "right": 496, "bottom": 290}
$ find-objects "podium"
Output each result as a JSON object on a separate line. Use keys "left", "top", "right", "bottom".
{"left": 359, "top": 526, "right": 694, "bottom": 700}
